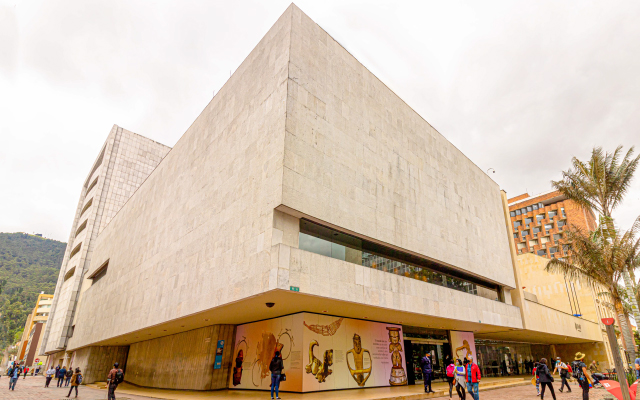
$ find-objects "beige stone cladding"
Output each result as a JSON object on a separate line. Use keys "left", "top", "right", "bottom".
{"left": 67, "top": 7, "right": 292, "bottom": 351}
{"left": 41, "top": 126, "right": 170, "bottom": 355}
{"left": 282, "top": 7, "right": 514, "bottom": 288}
{"left": 66, "top": 4, "right": 522, "bottom": 354}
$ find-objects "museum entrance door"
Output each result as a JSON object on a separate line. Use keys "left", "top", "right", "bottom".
{"left": 407, "top": 341, "right": 451, "bottom": 384}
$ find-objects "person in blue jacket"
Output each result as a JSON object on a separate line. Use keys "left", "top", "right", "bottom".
{"left": 420, "top": 352, "right": 435, "bottom": 393}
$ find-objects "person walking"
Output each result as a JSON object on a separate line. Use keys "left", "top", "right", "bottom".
{"left": 269, "top": 350, "right": 284, "bottom": 400}
{"left": 66, "top": 368, "right": 82, "bottom": 398}
{"left": 446, "top": 358, "right": 456, "bottom": 398}
{"left": 464, "top": 356, "right": 481, "bottom": 400}
{"left": 454, "top": 359, "right": 466, "bottom": 400}
{"left": 573, "top": 353, "right": 591, "bottom": 400}
{"left": 8, "top": 364, "right": 21, "bottom": 390}
{"left": 420, "top": 353, "right": 434, "bottom": 393}
{"left": 553, "top": 356, "right": 571, "bottom": 393}
{"left": 57, "top": 365, "right": 67, "bottom": 387}
{"left": 22, "top": 366, "right": 29, "bottom": 379}
{"left": 107, "top": 362, "right": 124, "bottom": 400}
{"left": 65, "top": 368, "right": 73, "bottom": 386}
{"left": 537, "top": 358, "right": 557, "bottom": 400}
{"left": 45, "top": 366, "right": 55, "bottom": 387}
{"left": 532, "top": 361, "right": 540, "bottom": 396}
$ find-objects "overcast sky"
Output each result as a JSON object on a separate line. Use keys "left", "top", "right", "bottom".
{"left": 1, "top": 0, "right": 639, "bottom": 242}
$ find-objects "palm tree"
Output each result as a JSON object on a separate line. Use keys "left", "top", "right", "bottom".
{"left": 546, "top": 218, "right": 640, "bottom": 359}
{"left": 552, "top": 146, "right": 639, "bottom": 222}
{"left": 552, "top": 146, "right": 640, "bottom": 357}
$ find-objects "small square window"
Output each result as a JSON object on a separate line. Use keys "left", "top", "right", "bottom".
{"left": 527, "top": 206, "right": 532, "bottom": 212}
{"left": 514, "top": 221, "right": 521, "bottom": 228}
{"left": 515, "top": 210, "right": 521, "bottom": 216}
{"left": 510, "top": 211, "right": 516, "bottom": 217}
{"left": 537, "top": 250, "right": 547, "bottom": 256}
{"left": 532, "top": 204, "right": 538, "bottom": 210}
{"left": 548, "top": 210, "right": 557, "bottom": 218}
{"left": 521, "top": 230, "right": 530, "bottom": 237}
{"left": 545, "top": 224, "right": 554, "bottom": 231}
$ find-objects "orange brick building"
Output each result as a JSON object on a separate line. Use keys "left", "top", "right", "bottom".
{"left": 507, "top": 190, "right": 597, "bottom": 259}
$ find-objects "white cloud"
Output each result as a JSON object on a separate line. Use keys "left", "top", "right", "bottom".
{"left": 1, "top": 0, "right": 639, "bottom": 241}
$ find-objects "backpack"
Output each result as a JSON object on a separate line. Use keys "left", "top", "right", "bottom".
{"left": 66, "top": 370, "right": 73, "bottom": 378}
{"left": 446, "top": 364, "right": 455, "bottom": 377}
{"left": 115, "top": 369, "right": 124, "bottom": 384}
{"left": 77, "top": 374, "right": 83, "bottom": 384}
{"left": 567, "top": 364, "right": 573, "bottom": 374}
{"left": 571, "top": 361, "right": 584, "bottom": 380}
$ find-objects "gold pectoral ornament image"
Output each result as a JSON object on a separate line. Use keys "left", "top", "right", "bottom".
{"left": 387, "top": 327, "right": 407, "bottom": 385}
{"left": 346, "top": 333, "right": 372, "bottom": 386}
{"left": 305, "top": 340, "right": 333, "bottom": 383}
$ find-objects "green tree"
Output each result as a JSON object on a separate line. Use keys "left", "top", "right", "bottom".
{"left": 551, "top": 146, "right": 640, "bottom": 359}
{"left": 0, "top": 233, "right": 65, "bottom": 350}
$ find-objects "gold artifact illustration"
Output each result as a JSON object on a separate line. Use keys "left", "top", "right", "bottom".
{"left": 250, "top": 329, "right": 294, "bottom": 387}
{"left": 455, "top": 339, "right": 473, "bottom": 361}
{"left": 305, "top": 340, "right": 333, "bottom": 383}
{"left": 346, "top": 333, "right": 372, "bottom": 386}
{"left": 386, "top": 327, "right": 407, "bottom": 385}
{"left": 303, "top": 318, "right": 343, "bottom": 336}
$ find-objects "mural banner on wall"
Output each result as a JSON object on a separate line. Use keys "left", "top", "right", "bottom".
{"left": 229, "top": 312, "right": 407, "bottom": 392}
{"left": 450, "top": 331, "right": 477, "bottom": 364}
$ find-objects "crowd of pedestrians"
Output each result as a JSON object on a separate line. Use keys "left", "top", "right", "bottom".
{"left": 2, "top": 359, "right": 124, "bottom": 399}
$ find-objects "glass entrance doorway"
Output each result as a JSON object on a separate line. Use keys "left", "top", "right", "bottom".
{"left": 402, "top": 326, "right": 450, "bottom": 385}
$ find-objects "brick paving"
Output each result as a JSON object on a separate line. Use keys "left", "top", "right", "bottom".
{"left": 432, "top": 383, "right": 615, "bottom": 400}
{"left": 0, "top": 375, "right": 154, "bottom": 400}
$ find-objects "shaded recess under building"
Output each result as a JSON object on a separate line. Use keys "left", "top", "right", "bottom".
{"left": 42, "top": 4, "right": 619, "bottom": 393}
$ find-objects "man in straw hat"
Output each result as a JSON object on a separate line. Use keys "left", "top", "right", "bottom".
{"left": 572, "top": 352, "right": 591, "bottom": 400}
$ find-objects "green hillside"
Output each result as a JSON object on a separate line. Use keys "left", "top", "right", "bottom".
{"left": 0, "top": 233, "right": 65, "bottom": 348}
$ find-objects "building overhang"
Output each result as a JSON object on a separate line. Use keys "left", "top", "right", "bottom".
{"left": 67, "top": 289, "right": 524, "bottom": 351}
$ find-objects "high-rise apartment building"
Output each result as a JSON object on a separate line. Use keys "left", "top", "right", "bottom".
{"left": 508, "top": 190, "right": 597, "bottom": 259}
{"left": 41, "top": 126, "right": 171, "bottom": 366}
{"left": 44, "top": 5, "right": 617, "bottom": 393}
{"left": 16, "top": 293, "right": 53, "bottom": 367}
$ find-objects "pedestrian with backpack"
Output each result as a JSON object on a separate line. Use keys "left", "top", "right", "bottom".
{"left": 454, "top": 359, "right": 466, "bottom": 400}
{"left": 57, "top": 365, "right": 66, "bottom": 387}
{"left": 7, "top": 365, "right": 22, "bottom": 390}
{"left": 107, "top": 362, "right": 124, "bottom": 400}
{"left": 446, "top": 358, "right": 456, "bottom": 398}
{"left": 66, "top": 368, "right": 82, "bottom": 398}
{"left": 22, "top": 366, "right": 28, "bottom": 379}
{"left": 65, "top": 368, "right": 73, "bottom": 386}
{"left": 553, "top": 356, "right": 571, "bottom": 393}
{"left": 572, "top": 352, "right": 591, "bottom": 400}
{"left": 537, "top": 358, "right": 556, "bottom": 400}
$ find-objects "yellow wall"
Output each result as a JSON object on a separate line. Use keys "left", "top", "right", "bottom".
{"left": 517, "top": 253, "right": 599, "bottom": 323}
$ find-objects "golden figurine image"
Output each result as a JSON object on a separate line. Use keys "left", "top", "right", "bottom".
{"left": 346, "top": 333, "right": 372, "bottom": 386}
{"left": 455, "top": 339, "right": 473, "bottom": 361}
{"left": 386, "top": 327, "right": 407, "bottom": 385}
{"left": 305, "top": 340, "right": 333, "bottom": 383}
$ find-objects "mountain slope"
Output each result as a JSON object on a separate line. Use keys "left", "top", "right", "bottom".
{"left": 0, "top": 233, "right": 65, "bottom": 347}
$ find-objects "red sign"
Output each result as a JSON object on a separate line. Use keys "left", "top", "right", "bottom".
{"left": 34, "top": 358, "right": 39, "bottom": 363}
{"left": 602, "top": 318, "right": 615, "bottom": 326}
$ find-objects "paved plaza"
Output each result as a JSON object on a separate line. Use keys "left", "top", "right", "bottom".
{"left": 0, "top": 374, "right": 617, "bottom": 400}
{"left": 0, "top": 375, "right": 152, "bottom": 400}
{"left": 433, "top": 385, "right": 614, "bottom": 400}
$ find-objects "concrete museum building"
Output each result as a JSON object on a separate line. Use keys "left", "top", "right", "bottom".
{"left": 43, "top": 4, "right": 613, "bottom": 393}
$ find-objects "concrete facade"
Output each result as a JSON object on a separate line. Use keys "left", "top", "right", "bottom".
{"left": 41, "top": 126, "right": 170, "bottom": 356}
{"left": 46, "top": 4, "right": 614, "bottom": 392}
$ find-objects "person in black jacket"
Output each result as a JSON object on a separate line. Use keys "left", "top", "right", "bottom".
{"left": 269, "top": 351, "right": 285, "bottom": 400}
{"left": 537, "top": 358, "right": 557, "bottom": 400}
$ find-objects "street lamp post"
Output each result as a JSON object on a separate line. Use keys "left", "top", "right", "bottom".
{"left": 603, "top": 317, "right": 631, "bottom": 400}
